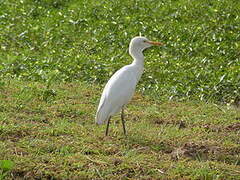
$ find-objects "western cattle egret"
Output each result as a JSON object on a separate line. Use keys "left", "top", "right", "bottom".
{"left": 96, "top": 36, "right": 162, "bottom": 135}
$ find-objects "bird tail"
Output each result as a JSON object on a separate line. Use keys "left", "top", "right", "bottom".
{"left": 95, "top": 107, "right": 109, "bottom": 125}
{"left": 95, "top": 112, "right": 104, "bottom": 125}
{"left": 95, "top": 94, "right": 109, "bottom": 125}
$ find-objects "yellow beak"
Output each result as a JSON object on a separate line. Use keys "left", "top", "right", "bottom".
{"left": 146, "top": 41, "right": 163, "bottom": 46}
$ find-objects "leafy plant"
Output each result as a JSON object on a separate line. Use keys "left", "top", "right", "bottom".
{"left": 0, "top": 0, "right": 239, "bottom": 103}
{"left": 0, "top": 160, "right": 14, "bottom": 180}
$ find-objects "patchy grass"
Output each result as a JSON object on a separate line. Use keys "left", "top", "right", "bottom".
{"left": 0, "top": 80, "right": 239, "bottom": 179}
{"left": 0, "top": 0, "right": 239, "bottom": 179}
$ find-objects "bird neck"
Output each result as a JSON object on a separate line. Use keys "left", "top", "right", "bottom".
{"left": 129, "top": 49, "right": 144, "bottom": 67}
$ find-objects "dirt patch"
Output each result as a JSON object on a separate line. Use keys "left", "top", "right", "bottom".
{"left": 152, "top": 118, "right": 187, "bottom": 129}
{"left": 11, "top": 169, "right": 58, "bottom": 180}
{"left": 171, "top": 142, "right": 240, "bottom": 165}
{"left": 1, "top": 129, "right": 31, "bottom": 142}
{"left": 201, "top": 123, "right": 221, "bottom": 132}
{"left": 13, "top": 147, "right": 29, "bottom": 156}
{"left": 152, "top": 118, "right": 165, "bottom": 125}
{"left": 225, "top": 123, "right": 240, "bottom": 131}
{"left": 11, "top": 169, "right": 26, "bottom": 179}
{"left": 56, "top": 109, "right": 81, "bottom": 119}
{"left": 178, "top": 120, "right": 186, "bottom": 129}
{"left": 202, "top": 122, "right": 240, "bottom": 132}
{"left": 112, "top": 158, "right": 123, "bottom": 166}
{"left": 171, "top": 142, "right": 220, "bottom": 161}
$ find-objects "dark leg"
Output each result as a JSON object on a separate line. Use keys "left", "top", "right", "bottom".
{"left": 105, "top": 116, "right": 111, "bottom": 136}
{"left": 121, "top": 108, "right": 126, "bottom": 135}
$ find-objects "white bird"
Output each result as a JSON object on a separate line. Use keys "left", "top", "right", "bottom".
{"left": 95, "top": 36, "right": 162, "bottom": 136}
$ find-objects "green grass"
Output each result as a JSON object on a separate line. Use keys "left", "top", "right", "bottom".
{"left": 0, "top": 0, "right": 239, "bottom": 102}
{"left": 0, "top": 80, "right": 239, "bottom": 179}
{"left": 0, "top": 0, "right": 240, "bottom": 179}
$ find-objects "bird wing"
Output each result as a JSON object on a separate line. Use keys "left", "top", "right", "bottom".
{"left": 96, "top": 65, "right": 138, "bottom": 124}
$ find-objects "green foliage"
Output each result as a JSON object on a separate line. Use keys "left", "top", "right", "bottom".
{"left": 0, "top": 160, "right": 14, "bottom": 172}
{"left": 0, "top": 0, "right": 239, "bottom": 102}
{"left": 0, "top": 160, "right": 14, "bottom": 180}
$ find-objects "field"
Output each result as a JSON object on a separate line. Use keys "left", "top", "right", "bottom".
{"left": 0, "top": 0, "right": 240, "bottom": 179}
{"left": 0, "top": 80, "right": 239, "bottom": 179}
{"left": 0, "top": 0, "right": 239, "bottom": 102}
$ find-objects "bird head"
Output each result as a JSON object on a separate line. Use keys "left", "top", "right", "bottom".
{"left": 129, "top": 36, "right": 163, "bottom": 53}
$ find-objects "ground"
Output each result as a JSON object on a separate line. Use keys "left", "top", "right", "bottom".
{"left": 0, "top": 80, "right": 239, "bottom": 179}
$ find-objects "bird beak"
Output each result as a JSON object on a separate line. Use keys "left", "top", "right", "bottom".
{"left": 146, "top": 41, "right": 163, "bottom": 46}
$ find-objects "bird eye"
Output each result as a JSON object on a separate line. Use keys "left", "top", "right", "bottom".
{"left": 143, "top": 40, "right": 147, "bottom": 43}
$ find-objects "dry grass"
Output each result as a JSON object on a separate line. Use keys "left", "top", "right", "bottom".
{"left": 0, "top": 80, "right": 239, "bottom": 179}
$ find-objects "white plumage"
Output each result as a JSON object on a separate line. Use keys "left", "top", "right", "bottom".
{"left": 95, "top": 36, "right": 162, "bottom": 135}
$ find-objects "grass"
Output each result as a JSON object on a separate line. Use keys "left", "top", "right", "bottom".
{"left": 0, "top": 0, "right": 239, "bottom": 102}
{"left": 0, "top": 80, "right": 239, "bottom": 179}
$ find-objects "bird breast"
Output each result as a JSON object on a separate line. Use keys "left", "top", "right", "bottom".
{"left": 102, "top": 65, "right": 143, "bottom": 114}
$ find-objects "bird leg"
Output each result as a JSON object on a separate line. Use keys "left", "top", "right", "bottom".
{"left": 105, "top": 116, "right": 111, "bottom": 136}
{"left": 121, "top": 108, "right": 126, "bottom": 135}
